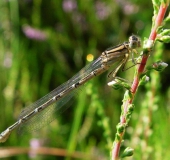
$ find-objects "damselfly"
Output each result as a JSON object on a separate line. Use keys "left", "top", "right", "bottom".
{"left": 0, "top": 35, "right": 141, "bottom": 142}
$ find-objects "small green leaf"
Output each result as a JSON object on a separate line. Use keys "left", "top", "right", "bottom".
{"left": 121, "top": 147, "right": 134, "bottom": 158}
{"left": 116, "top": 123, "right": 125, "bottom": 134}
{"left": 108, "top": 79, "right": 131, "bottom": 90}
{"left": 139, "top": 75, "right": 150, "bottom": 86}
{"left": 157, "top": 29, "right": 170, "bottom": 43}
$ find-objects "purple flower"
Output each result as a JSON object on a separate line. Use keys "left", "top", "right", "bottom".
{"left": 115, "top": 0, "right": 139, "bottom": 15}
{"left": 95, "top": 1, "right": 111, "bottom": 20}
{"left": 29, "top": 138, "right": 42, "bottom": 158}
{"left": 62, "top": 0, "right": 77, "bottom": 13}
{"left": 22, "top": 25, "right": 47, "bottom": 41}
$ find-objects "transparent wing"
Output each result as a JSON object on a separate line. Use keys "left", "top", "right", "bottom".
{"left": 18, "top": 57, "right": 102, "bottom": 134}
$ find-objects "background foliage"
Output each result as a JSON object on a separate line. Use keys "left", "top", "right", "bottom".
{"left": 0, "top": 0, "right": 170, "bottom": 159}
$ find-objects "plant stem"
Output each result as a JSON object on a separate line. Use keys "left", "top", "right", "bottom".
{"left": 111, "top": 2, "right": 169, "bottom": 160}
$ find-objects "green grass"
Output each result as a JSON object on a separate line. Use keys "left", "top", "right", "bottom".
{"left": 0, "top": 0, "right": 170, "bottom": 159}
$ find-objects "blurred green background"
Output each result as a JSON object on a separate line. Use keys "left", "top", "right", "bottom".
{"left": 0, "top": 0, "right": 170, "bottom": 160}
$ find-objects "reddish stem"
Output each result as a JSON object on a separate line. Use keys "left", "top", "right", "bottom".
{"left": 111, "top": 3, "right": 169, "bottom": 160}
{"left": 149, "top": 4, "right": 168, "bottom": 40}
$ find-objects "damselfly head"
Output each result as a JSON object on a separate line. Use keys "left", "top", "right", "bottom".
{"left": 129, "top": 35, "right": 141, "bottom": 49}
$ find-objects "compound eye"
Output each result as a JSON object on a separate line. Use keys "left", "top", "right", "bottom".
{"left": 129, "top": 35, "right": 141, "bottom": 49}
